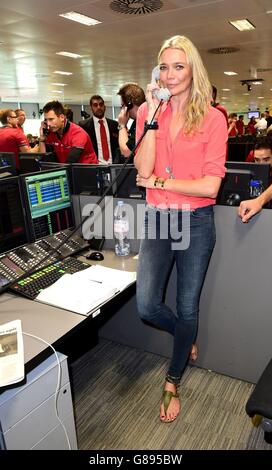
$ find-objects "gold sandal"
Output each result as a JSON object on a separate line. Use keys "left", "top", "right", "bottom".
{"left": 160, "top": 389, "right": 179, "bottom": 423}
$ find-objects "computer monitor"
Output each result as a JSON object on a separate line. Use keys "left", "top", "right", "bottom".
{"left": 217, "top": 161, "right": 271, "bottom": 206}
{"left": 71, "top": 164, "right": 112, "bottom": 195}
{"left": 226, "top": 161, "right": 270, "bottom": 186}
{"left": 248, "top": 111, "right": 260, "bottom": 120}
{"left": 20, "top": 169, "right": 74, "bottom": 241}
{"left": 39, "top": 161, "right": 70, "bottom": 171}
{"left": 39, "top": 161, "right": 73, "bottom": 192}
{"left": 0, "top": 176, "right": 28, "bottom": 254}
{"left": 0, "top": 152, "right": 17, "bottom": 176}
{"left": 110, "top": 164, "right": 145, "bottom": 199}
{"left": 18, "top": 152, "right": 54, "bottom": 174}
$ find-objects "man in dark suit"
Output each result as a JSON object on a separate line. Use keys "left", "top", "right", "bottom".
{"left": 79, "top": 95, "right": 119, "bottom": 164}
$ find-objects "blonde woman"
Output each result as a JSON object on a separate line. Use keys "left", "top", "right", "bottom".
{"left": 135, "top": 35, "right": 227, "bottom": 423}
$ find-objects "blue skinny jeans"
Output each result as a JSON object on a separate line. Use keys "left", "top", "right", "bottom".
{"left": 136, "top": 204, "right": 216, "bottom": 385}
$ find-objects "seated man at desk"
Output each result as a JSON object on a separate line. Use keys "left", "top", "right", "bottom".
{"left": 246, "top": 135, "right": 272, "bottom": 166}
{"left": 239, "top": 137, "right": 272, "bottom": 222}
{"left": 39, "top": 100, "right": 98, "bottom": 164}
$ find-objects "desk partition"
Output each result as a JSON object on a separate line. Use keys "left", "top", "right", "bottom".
{"left": 97, "top": 204, "right": 272, "bottom": 384}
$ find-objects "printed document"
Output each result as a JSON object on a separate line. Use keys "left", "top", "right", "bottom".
{"left": 0, "top": 319, "right": 24, "bottom": 388}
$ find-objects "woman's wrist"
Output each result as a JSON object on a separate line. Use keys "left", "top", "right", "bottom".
{"left": 118, "top": 123, "right": 127, "bottom": 130}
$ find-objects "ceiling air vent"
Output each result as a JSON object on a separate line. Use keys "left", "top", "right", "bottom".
{"left": 110, "top": 0, "right": 163, "bottom": 15}
{"left": 208, "top": 46, "right": 240, "bottom": 54}
{"left": 257, "top": 68, "right": 272, "bottom": 73}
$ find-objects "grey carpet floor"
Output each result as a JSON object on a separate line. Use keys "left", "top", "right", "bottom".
{"left": 70, "top": 338, "right": 271, "bottom": 450}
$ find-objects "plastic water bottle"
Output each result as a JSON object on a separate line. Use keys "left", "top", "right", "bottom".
{"left": 249, "top": 179, "right": 263, "bottom": 198}
{"left": 114, "top": 201, "right": 130, "bottom": 256}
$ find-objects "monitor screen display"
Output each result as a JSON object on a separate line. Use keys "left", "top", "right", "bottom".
{"left": 217, "top": 161, "right": 270, "bottom": 206}
{"left": 71, "top": 164, "right": 111, "bottom": 196}
{"left": 18, "top": 152, "right": 54, "bottom": 174}
{"left": 0, "top": 152, "right": 17, "bottom": 176}
{"left": 39, "top": 161, "right": 73, "bottom": 192}
{"left": 20, "top": 169, "right": 74, "bottom": 240}
{"left": 247, "top": 111, "right": 260, "bottom": 119}
{"left": 0, "top": 176, "right": 28, "bottom": 253}
{"left": 110, "top": 164, "right": 145, "bottom": 199}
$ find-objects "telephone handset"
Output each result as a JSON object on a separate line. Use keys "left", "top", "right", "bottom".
{"left": 42, "top": 121, "right": 50, "bottom": 136}
{"left": 126, "top": 101, "right": 133, "bottom": 111}
{"left": 151, "top": 66, "right": 171, "bottom": 102}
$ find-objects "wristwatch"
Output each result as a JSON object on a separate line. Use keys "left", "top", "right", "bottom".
{"left": 118, "top": 124, "right": 127, "bottom": 130}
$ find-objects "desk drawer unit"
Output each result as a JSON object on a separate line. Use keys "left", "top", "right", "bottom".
{"left": 0, "top": 353, "right": 77, "bottom": 450}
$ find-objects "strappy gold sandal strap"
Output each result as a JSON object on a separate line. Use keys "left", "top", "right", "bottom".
{"left": 162, "top": 390, "right": 179, "bottom": 414}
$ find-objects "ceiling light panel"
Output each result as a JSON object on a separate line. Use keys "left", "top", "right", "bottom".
{"left": 59, "top": 11, "right": 101, "bottom": 26}
{"left": 56, "top": 51, "right": 83, "bottom": 59}
{"left": 54, "top": 71, "right": 73, "bottom": 76}
{"left": 229, "top": 19, "right": 255, "bottom": 31}
{"left": 224, "top": 71, "right": 238, "bottom": 76}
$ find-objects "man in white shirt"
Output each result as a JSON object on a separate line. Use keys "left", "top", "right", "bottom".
{"left": 254, "top": 113, "right": 268, "bottom": 135}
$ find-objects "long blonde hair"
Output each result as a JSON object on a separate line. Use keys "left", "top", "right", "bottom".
{"left": 158, "top": 35, "right": 211, "bottom": 134}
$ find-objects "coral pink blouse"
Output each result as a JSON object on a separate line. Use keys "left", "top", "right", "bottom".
{"left": 136, "top": 102, "right": 227, "bottom": 209}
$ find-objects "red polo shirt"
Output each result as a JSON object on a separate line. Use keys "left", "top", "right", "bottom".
{"left": 0, "top": 127, "right": 28, "bottom": 168}
{"left": 45, "top": 121, "right": 98, "bottom": 164}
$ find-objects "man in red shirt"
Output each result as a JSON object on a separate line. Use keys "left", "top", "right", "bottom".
{"left": 236, "top": 115, "right": 245, "bottom": 135}
{"left": 0, "top": 109, "right": 38, "bottom": 168}
{"left": 39, "top": 101, "right": 98, "bottom": 164}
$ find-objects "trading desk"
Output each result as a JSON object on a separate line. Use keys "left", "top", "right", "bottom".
{"left": 0, "top": 251, "right": 137, "bottom": 370}
{"left": 0, "top": 251, "right": 137, "bottom": 450}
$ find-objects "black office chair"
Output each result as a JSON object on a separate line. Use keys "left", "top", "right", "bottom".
{"left": 246, "top": 358, "right": 272, "bottom": 444}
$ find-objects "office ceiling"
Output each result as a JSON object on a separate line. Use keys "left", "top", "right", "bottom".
{"left": 0, "top": 0, "right": 272, "bottom": 114}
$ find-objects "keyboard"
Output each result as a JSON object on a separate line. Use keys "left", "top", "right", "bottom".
{"left": 10, "top": 257, "right": 90, "bottom": 300}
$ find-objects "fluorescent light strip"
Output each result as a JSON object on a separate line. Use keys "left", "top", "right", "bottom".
{"left": 59, "top": 11, "right": 101, "bottom": 26}
{"left": 229, "top": 19, "right": 255, "bottom": 31}
{"left": 56, "top": 51, "right": 82, "bottom": 59}
{"left": 51, "top": 90, "right": 63, "bottom": 93}
{"left": 224, "top": 71, "right": 238, "bottom": 76}
{"left": 222, "top": 88, "right": 230, "bottom": 91}
{"left": 54, "top": 70, "right": 73, "bottom": 76}
{"left": 51, "top": 83, "right": 67, "bottom": 86}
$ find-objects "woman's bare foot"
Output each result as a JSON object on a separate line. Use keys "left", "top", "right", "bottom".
{"left": 190, "top": 343, "right": 198, "bottom": 361}
{"left": 160, "top": 381, "right": 180, "bottom": 423}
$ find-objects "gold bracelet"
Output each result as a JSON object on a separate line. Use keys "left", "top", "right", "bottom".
{"left": 154, "top": 177, "right": 167, "bottom": 189}
{"left": 154, "top": 177, "right": 159, "bottom": 188}
{"left": 39, "top": 138, "right": 46, "bottom": 142}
